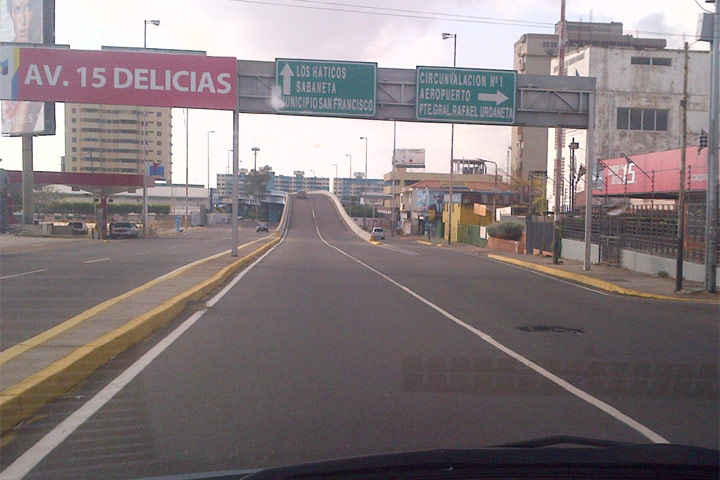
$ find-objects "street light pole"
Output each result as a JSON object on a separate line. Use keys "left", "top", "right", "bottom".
{"left": 346, "top": 154, "right": 353, "bottom": 217}
{"left": 443, "top": 32, "right": 457, "bottom": 244}
{"left": 360, "top": 136, "right": 368, "bottom": 229}
{"left": 704, "top": 0, "right": 719, "bottom": 292}
{"left": 252, "top": 146, "right": 260, "bottom": 221}
{"left": 479, "top": 159, "right": 499, "bottom": 221}
{"left": 207, "top": 130, "right": 214, "bottom": 212}
{"left": 142, "top": 19, "right": 159, "bottom": 237}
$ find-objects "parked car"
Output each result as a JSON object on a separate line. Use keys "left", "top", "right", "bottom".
{"left": 371, "top": 227, "right": 385, "bottom": 240}
{"left": 256, "top": 223, "right": 269, "bottom": 232}
{"left": 297, "top": 190, "right": 307, "bottom": 199}
{"left": 110, "top": 222, "right": 139, "bottom": 238}
{"left": 68, "top": 221, "right": 88, "bottom": 236}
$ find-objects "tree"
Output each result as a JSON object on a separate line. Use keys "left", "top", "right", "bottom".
{"left": 246, "top": 165, "right": 272, "bottom": 198}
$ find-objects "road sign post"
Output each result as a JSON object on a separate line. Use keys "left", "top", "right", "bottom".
{"left": 274, "top": 59, "right": 376, "bottom": 117}
{"left": 416, "top": 67, "right": 516, "bottom": 124}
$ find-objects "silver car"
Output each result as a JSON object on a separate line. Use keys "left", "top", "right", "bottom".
{"left": 371, "top": 227, "right": 385, "bottom": 240}
{"left": 110, "top": 222, "right": 139, "bottom": 239}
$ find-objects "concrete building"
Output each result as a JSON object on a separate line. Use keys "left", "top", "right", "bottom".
{"left": 511, "top": 22, "right": 667, "bottom": 179}
{"left": 274, "top": 172, "right": 330, "bottom": 193}
{"left": 546, "top": 46, "right": 711, "bottom": 211}
{"left": 216, "top": 169, "right": 251, "bottom": 198}
{"left": 333, "top": 176, "right": 384, "bottom": 199}
{"left": 63, "top": 104, "right": 172, "bottom": 179}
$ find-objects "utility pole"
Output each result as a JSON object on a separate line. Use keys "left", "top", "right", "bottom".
{"left": 360, "top": 136, "right": 368, "bottom": 229}
{"left": 677, "top": 42, "right": 689, "bottom": 291}
{"left": 346, "top": 154, "right": 352, "bottom": 218}
{"left": 442, "top": 32, "right": 457, "bottom": 244}
{"left": 184, "top": 108, "right": 189, "bottom": 230}
{"left": 552, "top": 0, "right": 566, "bottom": 264}
{"left": 704, "top": 0, "right": 719, "bottom": 292}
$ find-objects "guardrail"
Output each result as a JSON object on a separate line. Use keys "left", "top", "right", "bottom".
{"left": 274, "top": 191, "right": 291, "bottom": 238}
{"left": 309, "top": 190, "right": 372, "bottom": 242}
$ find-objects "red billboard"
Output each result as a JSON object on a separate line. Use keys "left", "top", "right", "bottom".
{"left": 0, "top": 47, "right": 237, "bottom": 110}
{"left": 592, "top": 146, "right": 718, "bottom": 196}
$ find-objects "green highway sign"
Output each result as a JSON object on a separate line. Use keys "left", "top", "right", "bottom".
{"left": 275, "top": 59, "right": 377, "bottom": 117}
{"left": 416, "top": 67, "right": 516, "bottom": 124}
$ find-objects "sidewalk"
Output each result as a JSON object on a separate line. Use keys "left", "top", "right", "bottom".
{"left": 400, "top": 235, "right": 719, "bottom": 303}
{"left": 0, "top": 235, "right": 279, "bottom": 435}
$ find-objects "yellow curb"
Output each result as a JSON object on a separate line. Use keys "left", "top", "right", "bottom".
{"left": 436, "top": 244, "right": 443, "bottom": 247}
{"left": 487, "top": 254, "right": 720, "bottom": 303}
{"left": 416, "top": 240, "right": 433, "bottom": 246}
{"left": 0, "top": 238, "right": 266, "bottom": 366}
{"left": 370, "top": 240, "right": 383, "bottom": 245}
{"left": 0, "top": 237, "right": 279, "bottom": 435}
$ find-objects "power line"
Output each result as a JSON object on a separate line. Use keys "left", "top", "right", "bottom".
{"left": 231, "top": 0, "right": 558, "bottom": 29}
{"left": 231, "top": 0, "right": 700, "bottom": 39}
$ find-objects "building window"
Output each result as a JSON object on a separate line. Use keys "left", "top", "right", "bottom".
{"left": 72, "top": 147, "right": 77, "bottom": 152}
{"left": 157, "top": 112, "right": 161, "bottom": 117}
{"left": 71, "top": 137, "right": 77, "bottom": 142}
{"left": 157, "top": 131, "right": 161, "bottom": 136}
{"left": 72, "top": 167, "right": 77, "bottom": 171}
{"left": 157, "top": 122, "right": 162, "bottom": 126}
{"left": 617, "top": 107, "right": 669, "bottom": 131}
{"left": 631, "top": 56, "right": 671, "bottom": 66}
{"left": 157, "top": 141, "right": 162, "bottom": 146}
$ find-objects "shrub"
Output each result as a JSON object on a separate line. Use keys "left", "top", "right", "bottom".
{"left": 486, "top": 221, "right": 524, "bottom": 241}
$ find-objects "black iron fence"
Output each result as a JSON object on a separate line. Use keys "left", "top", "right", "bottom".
{"left": 561, "top": 204, "right": 718, "bottom": 265}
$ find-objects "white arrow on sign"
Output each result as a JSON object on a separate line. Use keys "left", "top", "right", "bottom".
{"left": 477, "top": 90, "right": 508, "bottom": 105}
{"left": 279, "top": 64, "right": 294, "bottom": 95}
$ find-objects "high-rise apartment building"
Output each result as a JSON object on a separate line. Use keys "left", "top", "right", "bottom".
{"left": 63, "top": 104, "right": 172, "bottom": 179}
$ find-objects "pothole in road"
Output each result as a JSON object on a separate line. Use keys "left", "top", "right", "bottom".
{"left": 517, "top": 325, "right": 584, "bottom": 334}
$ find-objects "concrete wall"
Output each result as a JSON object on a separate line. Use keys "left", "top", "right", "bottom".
{"left": 621, "top": 249, "right": 718, "bottom": 287}
{"left": 311, "top": 190, "right": 371, "bottom": 242}
{"left": 562, "top": 238, "right": 600, "bottom": 264}
{"left": 561, "top": 238, "right": 717, "bottom": 287}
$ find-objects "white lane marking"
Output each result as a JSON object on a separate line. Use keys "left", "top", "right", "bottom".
{"left": 0, "top": 269, "right": 47, "bottom": 280}
{"left": 309, "top": 202, "right": 669, "bottom": 444}
{"left": 0, "top": 237, "right": 286, "bottom": 480}
{"left": 378, "top": 244, "right": 419, "bottom": 256}
{"left": 83, "top": 257, "right": 111, "bottom": 264}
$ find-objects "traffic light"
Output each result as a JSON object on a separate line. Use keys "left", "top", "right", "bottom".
{"left": 699, "top": 130, "right": 708, "bottom": 153}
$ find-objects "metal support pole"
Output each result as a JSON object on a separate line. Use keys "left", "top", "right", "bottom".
{"left": 583, "top": 92, "right": 596, "bottom": 270}
{"left": 677, "top": 42, "right": 689, "bottom": 291}
{"left": 704, "top": 0, "right": 719, "bottom": 292}
{"left": 232, "top": 110, "right": 239, "bottom": 256}
{"left": 553, "top": 0, "right": 566, "bottom": 264}
{"left": 185, "top": 108, "right": 189, "bottom": 230}
{"left": 21, "top": 134, "right": 33, "bottom": 225}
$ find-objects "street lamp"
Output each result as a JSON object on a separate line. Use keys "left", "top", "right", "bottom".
{"left": 251, "top": 147, "right": 260, "bottom": 221}
{"left": 346, "top": 154, "right": 353, "bottom": 217}
{"left": 143, "top": 19, "right": 160, "bottom": 48}
{"left": 206, "top": 130, "right": 214, "bottom": 211}
{"left": 142, "top": 19, "right": 160, "bottom": 236}
{"left": 360, "top": 136, "right": 368, "bottom": 229}
{"left": 332, "top": 163, "right": 338, "bottom": 195}
{"left": 443, "top": 32, "right": 457, "bottom": 244}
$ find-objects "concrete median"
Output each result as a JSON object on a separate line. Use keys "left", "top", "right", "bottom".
{"left": 0, "top": 236, "right": 279, "bottom": 435}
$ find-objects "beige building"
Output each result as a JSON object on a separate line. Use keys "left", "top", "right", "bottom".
{"left": 511, "top": 22, "right": 666, "bottom": 179}
{"left": 63, "top": 104, "right": 172, "bottom": 179}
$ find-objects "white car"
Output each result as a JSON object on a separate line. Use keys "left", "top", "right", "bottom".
{"left": 371, "top": 227, "right": 385, "bottom": 240}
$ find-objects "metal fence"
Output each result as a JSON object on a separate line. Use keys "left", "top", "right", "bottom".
{"left": 561, "top": 204, "right": 718, "bottom": 264}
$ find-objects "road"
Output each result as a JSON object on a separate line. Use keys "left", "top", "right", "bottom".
{"left": 1, "top": 194, "right": 717, "bottom": 479}
{"left": 0, "top": 225, "right": 264, "bottom": 349}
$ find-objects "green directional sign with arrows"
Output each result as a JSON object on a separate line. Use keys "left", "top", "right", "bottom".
{"left": 275, "top": 58, "right": 377, "bottom": 117}
{"left": 416, "top": 66, "right": 516, "bottom": 124}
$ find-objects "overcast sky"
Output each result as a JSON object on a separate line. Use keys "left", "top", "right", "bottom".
{"left": 0, "top": 0, "right": 710, "bottom": 186}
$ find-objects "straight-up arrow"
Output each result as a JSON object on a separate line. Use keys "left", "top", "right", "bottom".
{"left": 477, "top": 90, "right": 509, "bottom": 105}
{"left": 279, "top": 63, "right": 294, "bottom": 95}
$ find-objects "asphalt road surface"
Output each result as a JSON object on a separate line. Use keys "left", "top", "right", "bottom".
{"left": 1, "top": 194, "right": 717, "bottom": 479}
{"left": 0, "top": 225, "right": 265, "bottom": 349}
